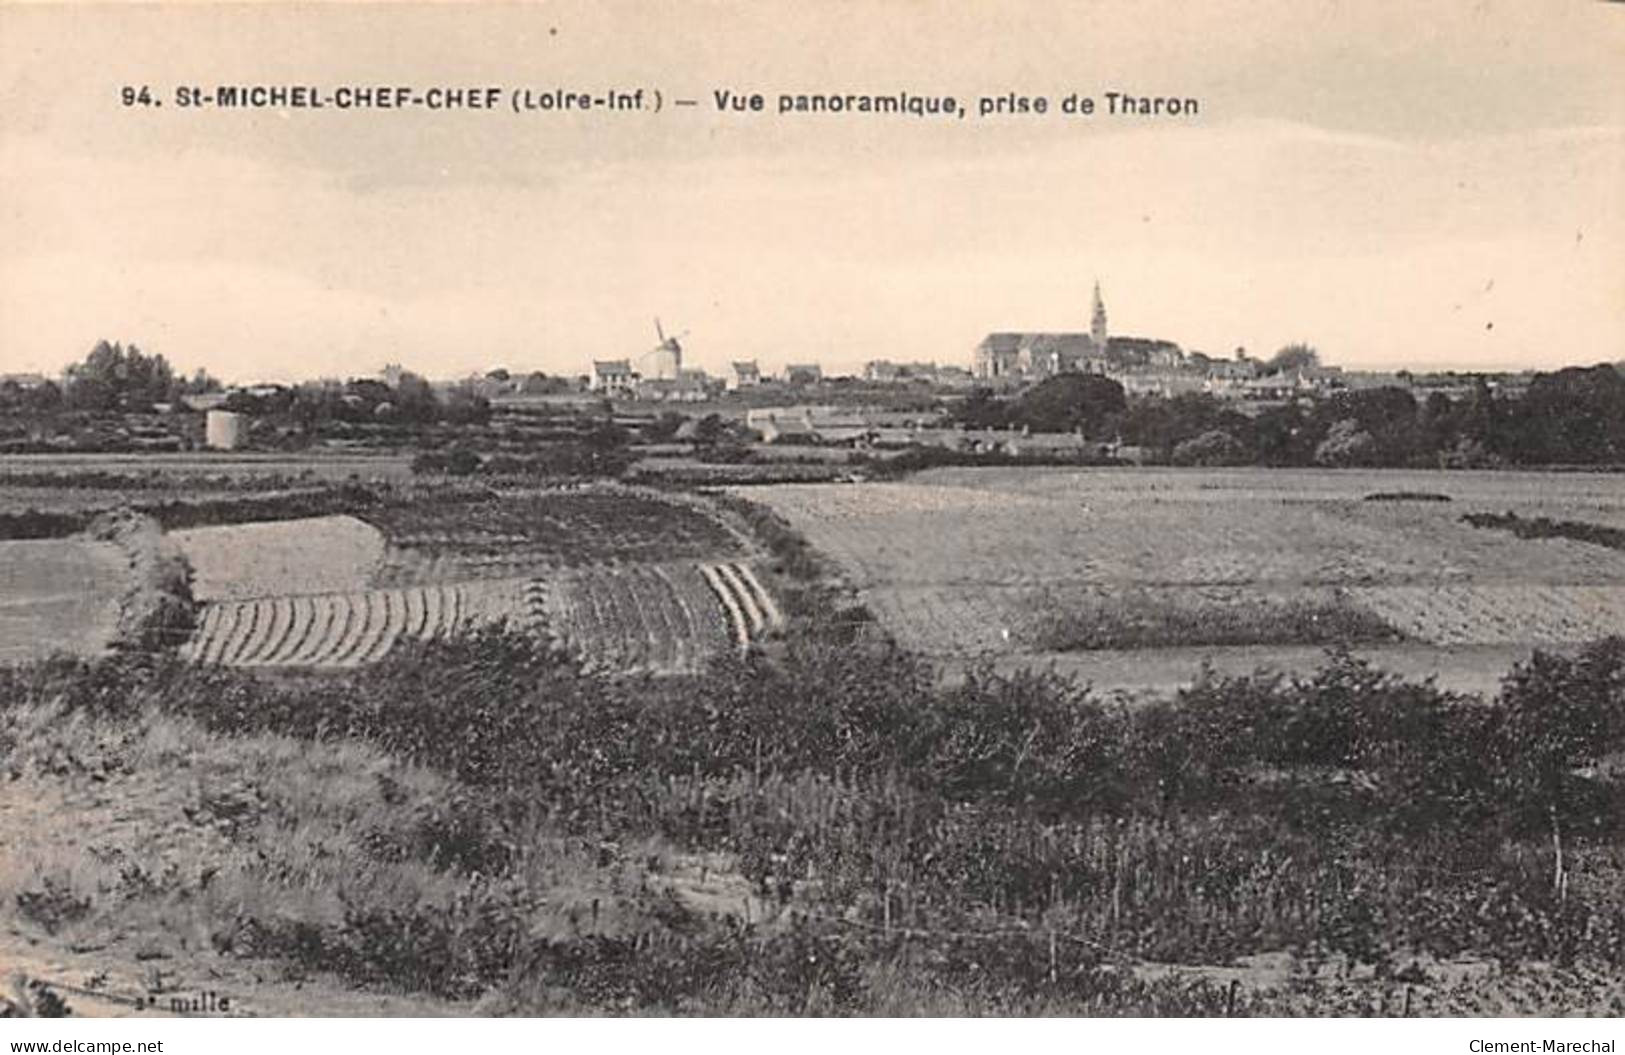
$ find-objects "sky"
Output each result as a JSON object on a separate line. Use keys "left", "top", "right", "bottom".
{"left": 1, "top": 0, "right": 1622, "bottom": 383}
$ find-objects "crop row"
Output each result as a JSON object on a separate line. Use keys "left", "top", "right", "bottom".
{"left": 701, "top": 561, "right": 785, "bottom": 648}
{"left": 538, "top": 561, "right": 784, "bottom": 675}
{"left": 179, "top": 558, "right": 785, "bottom": 675}
{"left": 179, "top": 581, "right": 526, "bottom": 668}
{"left": 1352, "top": 584, "right": 1625, "bottom": 646}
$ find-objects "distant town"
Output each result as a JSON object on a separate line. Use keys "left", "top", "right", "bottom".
{"left": 565, "top": 284, "right": 1535, "bottom": 408}
{"left": 2, "top": 282, "right": 1621, "bottom": 476}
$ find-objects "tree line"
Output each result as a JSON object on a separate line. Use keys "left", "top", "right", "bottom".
{"left": 950, "top": 364, "right": 1625, "bottom": 467}
{"left": 0, "top": 340, "right": 492, "bottom": 430}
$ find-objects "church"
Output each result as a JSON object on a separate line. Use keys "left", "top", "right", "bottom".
{"left": 973, "top": 282, "right": 1113, "bottom": 382}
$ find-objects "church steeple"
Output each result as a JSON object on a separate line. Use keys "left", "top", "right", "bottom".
{"left": 1090, "top": 280, "right": 1108, "bottom": 351}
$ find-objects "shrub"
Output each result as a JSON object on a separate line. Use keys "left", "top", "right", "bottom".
{"left": 1023, "top": 592, "right": 1401, "bottom": 651}
{"left": 1170, "top": 429, "right": 1248, "bottom": 467}
{"left": 1461, "top": 512, "right": 1625, "bottom": 554}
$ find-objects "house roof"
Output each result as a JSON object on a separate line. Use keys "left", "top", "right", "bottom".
{"left": 593, "top": 360, "right": 632, "bottom": 374}
{"left": 977, "top": 333, "right": 1026, "bottom": 354}
{"left": 978, "top": 333, "right": 1104, "bottom": 357}
{"left": 1107, "top": 336, "right": 1181, "bottom": 354}
{"left": 1025, "top": 334, "right": 1101, "bottom": 357}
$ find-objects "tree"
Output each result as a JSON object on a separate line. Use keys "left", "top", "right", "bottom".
{"left": 1252, "top": 403, "right": 1315, "bottom": 466}
{"left": 1314, "top": 418, "right": 1378, "bottom": 467}
{"left": 392, "top": 371, "right": 440, "bottom": 424}
{"left": 519, "top": 371, "right": 569, "bottom": 396}
{"left": 950, "top": 387, "right": 1009, "bottom": 431}
{"left": 61, "top": 340, "right": 183, "bottom": 410}
{"left": 442, "top": 381, "right": 492, "bottom": 426}
{"left": 0, "top": 378, "right": 62, "bottom": 415}
{"left": 1011, "top": 373, "right": 1126, "bottom": 436}
{"left": 1118, "top": 392, "right": 1251, "bottom": 456}
{"left": 1318, "top": 386, "right": 1422, "bottom": 465}
{"left": 1501, "top": 365, "right": 1625, "bottom": 465}
{"left": 583, "top": 419, "right": 632, "bottom": 451}
{"left": 1267, "top": 343, "right": 1320, "bottom": 374}
{"left": 640, "top": 412, "right": 684, "bottom": 443}
{"left": 185, "top": 368, "right": 223, "bottom": 394}
{"left": 1171, "top": 429, "right": 1248, "bottom": 467}
{"left": 1497, "top": 639, "right": 1625, "bottom": 895}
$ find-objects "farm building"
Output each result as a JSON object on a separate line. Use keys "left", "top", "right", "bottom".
{"left": 727, "top": 361, "right": 762, "bottom": 390}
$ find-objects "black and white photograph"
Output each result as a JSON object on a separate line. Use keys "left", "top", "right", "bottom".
{"left": 1, "top": 0, "right": 1623, "bottom": 1037}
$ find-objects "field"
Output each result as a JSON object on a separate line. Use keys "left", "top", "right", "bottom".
{"left": 177, "top": 559, "right": 783, "bottom": 674}
{"left": 740, "top": 467, "right": 1625, "bottom": 693}
{"left": 543, "top": 562, "right": 782, "bottom": 674}
{"left": 150, "top": 486, "right": 768, "bottom": 674}
{"left": 171, "top": 515, "right": 386, "bottom": 601}
{"left": 178, "top": 579, "right": 530, "bottom": 669}
{"left": 0, "top": 451, "right": 416, "bottom": 484}
{"left": 0, "top": 540, "right": 129, "bottom": 663}
{"left": 0, "top": 467, "right": 769, "bottom": 676}
{"left": 366, "top": 487, "right": 747, "bottom": 585}
{"left": 2, "top": 461, "right": 1624, "bottom": 1015}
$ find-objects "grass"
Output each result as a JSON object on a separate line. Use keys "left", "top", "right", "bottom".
{"left": 0, "top": 692, "right": 656, "bottom": 1002}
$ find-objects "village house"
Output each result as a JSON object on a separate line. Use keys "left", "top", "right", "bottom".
{"left": 776, "top": 364, "right": 819, "bottom": 385}
{"left": 590, "top": 359, "right": 636, "bottom": 397}
{"left": 636, "top": 368, "right": 716, "bottom": 403}
{"left": 782, "top": 363, "right": 824, "bottom": 385}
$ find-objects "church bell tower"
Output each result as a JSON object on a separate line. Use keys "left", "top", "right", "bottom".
{"left": 1090, "top": 280, "right": 1109, "bottom": 353}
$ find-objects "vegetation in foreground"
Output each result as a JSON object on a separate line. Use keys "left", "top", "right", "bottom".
{"left": 3, "top": 624, "right": 1623, "bottom": 1015}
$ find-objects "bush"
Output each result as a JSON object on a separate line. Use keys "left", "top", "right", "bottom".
{"left": 1023, "top": 592, "right": 1401, "bottom": 651}
{"left": 86, "top": 510, "right": 196, "bottom": 651}
{"left": 1462, "top": 511, "right": 1625, "bottom": 553}
{"left": 1314, "top": 419, "right": 1379, "bottom": 467}
{"left": 1170, "top": 429, "right": 1248, "bottom": 467}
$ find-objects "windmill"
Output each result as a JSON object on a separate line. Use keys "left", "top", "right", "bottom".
{"left": 641, "top": 317, "right": 687, "bottom": 381}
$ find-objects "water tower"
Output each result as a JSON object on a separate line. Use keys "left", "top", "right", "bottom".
{"left": 205, "top": 410, "right": 246, "bottom": 450}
